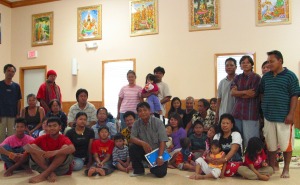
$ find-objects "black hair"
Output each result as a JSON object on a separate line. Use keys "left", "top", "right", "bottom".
{"left": 210, "top": 98, "right": 217, "bottom": 104}
{"left": 75, "top": 112, "right": 88, "bottom": 120}
{"left": 127, "top": 70, "right": 136, "bottom": 77}
{"left": 76, "top": 88, "right": 88, "bottom": 102}
{"left": 168, "top": 97, "right": 182, "bottom": 118}
{"left": 198, "top": 98, "right": 210, "bottom": 111}
{"left": 114, "top": 133, "right": 125, "bottom": 141}
{"left": 136, "top": 102, "right": 150, "bottom": 112}
{"left": 216, "top": 113, "right": 239, "bottom": 136}
{"left": 123, "top": 111, "right": 136, "bottom": 120}
{"left": 169, "top": 113, "right": 184, "bottom": 128}
{"left": 49, "top": 99, "right": 61, "bottom": 109}
{"left": 97, "top": 107, "right": 108, "bottom": 115}
{"left": 47, "top": 117, "right": 62, "bottom": 126}
{"left": 193, "top": 120, "right": 204, "bottom": 129}
{"left": 145, "top": 73, "right": 157, "bottom": 84}
{"left": 225, "top": 57, "right": 237, "bottom": 66}
{"left": 210, "top": 140, "right": 222, "bottom": 150}
{"left": 153, "top": 66, "right": 165, "bottom": 75}
{"left": 4, "top": 64, "right": 16, "bottom": 73}
{"left": 180, "top": 137, "right": 191, "bottom": 149}
{"left": 261, "top": 61, "right": 269, "bottom": 68}
{"left": 245, "top": 137, "right": 264, "bottom": 162}
{"left": 239, "top": 55, "right": 254, "bottom": 68}
{"left": 15, "top": 117, "right": 27, "bottom": 127}
{"left": 267, "top": 50, "right": 283, "bottom": 64}
{"left": 98, "top": 125, "right": 109, "bottom": 133}
{"left": 26, "top": 93, "right": 36, "bottom": 101}
{"left": 165, "top": 124, "right": 172, "bottom": 129}
{"left": 41, "top": 117, "right": 48, "bottom": 123}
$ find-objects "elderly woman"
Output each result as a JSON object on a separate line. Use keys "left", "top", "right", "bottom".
{"left": 185, "top": 99, "right": 215, "bottom": 134}
{"left": 21, "top": 94, "right": 45, "bottom": 138}
{"left": 117, "top": 70, "right": 143, "bottom": 129}
{"left": 66, "top": 112, "right": 95, "bottom": 171}
{"left": 208, "top": 113, "right": 243, "bottom": 177}
{"left": 46, "top": 99, "right": 67, "bottom": 133}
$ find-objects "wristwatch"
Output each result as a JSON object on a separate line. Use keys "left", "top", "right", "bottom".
{"left": 158, "top": 156, "right": 163, "bottom": 159}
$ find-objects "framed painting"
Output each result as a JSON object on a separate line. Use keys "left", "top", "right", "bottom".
{"left": 189, "top": 0, "right": 220, "bottom": 31}
{"left": 77, "top": 5, "right": 102, "bottom": 42}
{"left": 32, "top": 12, "right": 53, "bottom": 47}
{"left": 256, "top": 0, "right": 291, "bottom": 26}
{"left": 130, "top": 0, "right": 158, "bottom": 37}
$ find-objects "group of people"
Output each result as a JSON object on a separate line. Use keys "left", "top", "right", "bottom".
{"left": 0, "top": 50, "right": 299, "bottom": 183}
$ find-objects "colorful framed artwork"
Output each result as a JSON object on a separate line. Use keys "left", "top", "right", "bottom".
{"left": 256, "top": 0, "right": 291, "bottom": 26}
{"left": 130, "top": 0, "right": 158, "bottom": 37}
{"left": 77, "top": 5, "right": 102, "bottom": 42}
{"left": 32, "top": 12, "right": 53, "bottom": 47}
{"left": 189, "top": 0, "right": 220, "bottom": 31}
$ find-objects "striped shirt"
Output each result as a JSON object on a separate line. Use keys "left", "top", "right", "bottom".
{"left": 260, "top": 68, "right": 300, "bottom": 122}
{"left": 119, "top": 85, "right": 142, "bottom": 114}
{"left": 112, "top": 145, "right": 129, "bottom": 162}
{"left": 231, "top": 72, "right": 261, "bottom": 120}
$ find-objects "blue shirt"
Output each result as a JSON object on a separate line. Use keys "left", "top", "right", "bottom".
{"left": 92, "top": 120, "right": 117, "bottom": 139}
{"left": 0, "top": 80, "right": 22, "bottom": 117}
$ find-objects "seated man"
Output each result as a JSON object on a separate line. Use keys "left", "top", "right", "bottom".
{"left": 0, "top": 118, "right": 34, "bottom": 177}
{"left": 129, "top": 102, "right": 168, "bottom": 178}
{"left": 24, "top": 117, "right": 75, "bottom": 183}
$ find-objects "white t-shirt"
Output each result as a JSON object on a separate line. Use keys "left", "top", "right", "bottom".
{"left": 156, "top": 81, "right": 171, "bottom": 115}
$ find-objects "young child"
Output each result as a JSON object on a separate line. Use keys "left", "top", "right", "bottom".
{"left": 38, "top": 117, "right": 49, "bottom": 136}
{"left": 170, "top": 137, "right": 195, "bottom": 171}
{"left": 189, "top": 121, "right": 207, "bottom": 159}
{"left": 190, "top": 140, "right": 226, "bottom": 180}
{"left": 165, "top": 124, "right": 173, "bottom": 152}
{"left": 112, "top": 133, "right": 131, "bottom": 173}
{"left": 167, "top": 97, "right": 184, "bottom": 118}
{"left": 141, "top": 73, "right": 162, "bottom": 117}
{"left": 85, "top": 126, "right": 115, "bottom": 177}
{"left": 237, "top": 137, "right": 273, "bottom": 181}
{"left": 0, "top": 118, "right": 34, "bottom": 176}
{"left": 205, "top": 125, "right": 217, "bottom": 152}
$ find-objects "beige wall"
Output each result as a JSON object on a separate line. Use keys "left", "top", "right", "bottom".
{"left": 0, "top": 4, "right": 11, "bottom": 80}
{"left": 9, "top": 0, "right": 300, "bottom": 102}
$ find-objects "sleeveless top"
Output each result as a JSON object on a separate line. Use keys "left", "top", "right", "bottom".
{"left": 25, "top": 106, "right": 40, "bottom": 130}
{"left": 208, "top": 151, "right": 224, "bottom": 169}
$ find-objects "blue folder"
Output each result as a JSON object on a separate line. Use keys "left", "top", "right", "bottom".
{"left": 145, "top": 148, "right": 171, "bottom": 167}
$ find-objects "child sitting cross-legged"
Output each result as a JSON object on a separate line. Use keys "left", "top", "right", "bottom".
{"left": 190, "top": 140, "right": 226, "bottom": 180}
{"left": 85, "top": 126, "right": 115, "bottom": 177}
{"left": 237, "top": 137, "right": 273, "bottom": 181}
{"left": 112, "top": 133, "right": 132, "bottom": 173}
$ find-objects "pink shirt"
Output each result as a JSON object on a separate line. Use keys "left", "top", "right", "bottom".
{"left": 119, "top": 85, "right": 142, "bottom": 113}
{"left": 0, "top": 134, "right": 35, "bottom": 148}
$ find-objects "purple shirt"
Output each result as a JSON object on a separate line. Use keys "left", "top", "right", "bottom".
{"left": 171, "top": 127, "right": 187, "bottom": 151}
{"left": 231, "top": 72, "right": 261, "bottom": 120}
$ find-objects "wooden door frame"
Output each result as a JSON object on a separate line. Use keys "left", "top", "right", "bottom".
{"left": 19, "top": 65, "right": 47, "bottom": 108}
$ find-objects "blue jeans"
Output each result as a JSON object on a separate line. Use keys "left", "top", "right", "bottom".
{"left": 0, "top": 145, "right": 25, "bottom": 168}
{"left": 72, "top": 157, "right": 85, "bottom": 171}
{"left": 235, "top": 119, "right": 260, "bottom": 147}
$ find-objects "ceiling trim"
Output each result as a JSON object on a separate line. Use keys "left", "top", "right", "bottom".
{"left": 0, "top": 0, "right": 59, "bottom": 8}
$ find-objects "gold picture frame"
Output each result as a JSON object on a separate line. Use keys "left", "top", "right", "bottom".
{"left": 32, "top": 12, "right": 53, "bottom": 47}
{"left": 189, "top": 0, "right": 220, "bottom": 31}
{"left": 77, "top": 5, "right": 102, "bottom": 42}
{"left": 130, "top": 0, "right": 158, "bottom": 37}
{"left": 256, "top": 0, "right": 291, "bottom": 26}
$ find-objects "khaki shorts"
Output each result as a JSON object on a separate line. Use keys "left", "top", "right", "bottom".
{"left": 263, "top": 118, "right": 294, "bottom": 152}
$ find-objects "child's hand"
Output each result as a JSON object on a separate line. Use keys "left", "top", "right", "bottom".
{"left": 220, "top": 174, "right": 225, "bottom": 179}
{"left": 262, "top": 162, "right": 268, "bottom": 167}
{"left": 96, "top": 162, "right": 103, "bottom": 167}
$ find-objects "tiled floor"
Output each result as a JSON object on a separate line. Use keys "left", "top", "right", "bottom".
{"left": 0, "top": 161, "right": 299, "bottom": 185}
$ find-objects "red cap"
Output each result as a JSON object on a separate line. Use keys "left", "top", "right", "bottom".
{"left": 47, "top": 70, "right": 57, "bottom": 77}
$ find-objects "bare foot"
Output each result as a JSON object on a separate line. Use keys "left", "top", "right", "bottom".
{"left": 4, "top": 170, "right": 13, "bottom": 177}
{"left": 95, "top": 168, "right": 105, "bottom": 176}
{"left": 22, "top": 165, "right": 34, "bottom": 174}
{"left": 29, "top": 174, "right": 47, "bottom": 183}
{"left": 47, "top": 172, "right": 57, "bottom": 182}
{"left": 168, "top": 164, "right": 176, "bottom": 169}
{"left": 280, "top": 170, "right": 290, "bottom": 178}
{"left": 126, "top": 166, "right": 133, "bottom": 173}
{"left": 88, "top": 167, "right": 96, "bottom": 177}
{"left": 194, "top": 174, "right": 205, "bottom": 180}
{"left": 189, "top": 174, "right": 197, "bottom": 179}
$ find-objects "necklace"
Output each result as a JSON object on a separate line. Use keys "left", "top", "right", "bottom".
{"left": 76, "top": 127, "right": 85, "bottom": 136}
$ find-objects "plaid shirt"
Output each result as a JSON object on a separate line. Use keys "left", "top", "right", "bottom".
{"left": 231, "top": 72, "right": 261, "bottom": 120}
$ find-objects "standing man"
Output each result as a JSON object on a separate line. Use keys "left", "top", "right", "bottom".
{"left": 154, "top": 66, "right": 172, "bottom": 122}
{"left": 260, "top": 50, "right": 300, "bottom": 178}
{"left": 37, "top": 70, "right": 62, "bottom": 113}
{"left": 231, "top": 56, "right": 261, "bottom": 147}
{"left": 129, "top": 102, "right": 168, "bottom": 178}
{"left": 0, "top": 64, "right": 22, "bottom": 143}
{"left": 215, "top": 58, "right": 237, "bottom": 123}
